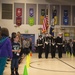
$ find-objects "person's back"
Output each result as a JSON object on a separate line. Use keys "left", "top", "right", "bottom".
{"left": 23, "top": 38, "right": 30, "bottom": 55}
{"left": 0, "top": 27, "right": 12, "bottom": 75}
{"left": 0, "top": 37, "right": 12, "bottom": 58}
{"left": 24, "top": 39, "right": 30, "bottom": 48}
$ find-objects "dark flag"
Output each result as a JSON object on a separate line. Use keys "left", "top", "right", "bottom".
{"left": 50, "top": 25, "right": 54, "bottom": 36}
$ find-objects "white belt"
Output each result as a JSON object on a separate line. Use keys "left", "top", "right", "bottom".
{"left": 38, "top": 44, "right": 43, "bottom": 46}
{"left": 57, "top": 43, "right": 62, "bottom": 45}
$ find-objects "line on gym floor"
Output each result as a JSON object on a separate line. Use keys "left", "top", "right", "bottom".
{"left": 56, "top": 57, "right": 75, "bottom": 69}
{"left": 30, "top": 59, "right": 75, "bottom": 73}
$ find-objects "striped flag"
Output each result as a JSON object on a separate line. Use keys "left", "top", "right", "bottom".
{"left": 42, "top": 15, "right": 48, "bottom": 33}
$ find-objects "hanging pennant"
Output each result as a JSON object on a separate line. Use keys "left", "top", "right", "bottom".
{"left": 63, "top": 10, "right": 68, "bottom": 25}
{"left": 40, "top": 9, "right": 45, "bottom": 25}
{"left": 40, "top": 16, "right": 44, "bottom": 25}
{"left": 29, "top": 8, "right": 34, "bottom": 17}
{"left": 63, "top": 16, "right": 68, "bottom": 25}
{"left": 16, "top": 17, "right": 22, "bottom": 26}
{"left": 52, "top": 9, "right": 58, "bottom": 25}
{"left": 54, "top": 16, "right": 57, "bottom": 25}
{"left": 16, "top": 8, "right": 22, "bottom": 17}
{"left": 29, "top": 17, "right": 34, "bottom": 26}
{"left": 64, "top": 10, "right": 68, "bottom": 17}
{"left": 52, "top": 10, "right": 57, "bottom": 18}
{"left": 15, "top": 8, "right": 22, "bottom": 27}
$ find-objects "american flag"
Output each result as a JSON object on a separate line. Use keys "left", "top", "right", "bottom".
{"left": 42, "top": 15, "right": 48, "bottom": 33}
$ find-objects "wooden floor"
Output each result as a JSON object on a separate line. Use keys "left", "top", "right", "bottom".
{"left": 4, "top": 53, "right": 75, "bottom": 75}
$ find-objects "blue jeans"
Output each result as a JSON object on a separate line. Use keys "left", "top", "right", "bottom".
{"left": 11, "top": 58, "right": 19, "bottom": 69}
{"left": 0, "top": 57, "right": 7, "bottom": 75}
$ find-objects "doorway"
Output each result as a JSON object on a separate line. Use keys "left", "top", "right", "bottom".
{"left": 21, "top": 34, "right": 35, "bottom": 52}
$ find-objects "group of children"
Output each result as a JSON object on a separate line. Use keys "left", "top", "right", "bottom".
{"left": 0, "top": 27, "right": 32, "bottom": 75}
{"left": 11, "top": 32, "right": 32, "bottom": 75}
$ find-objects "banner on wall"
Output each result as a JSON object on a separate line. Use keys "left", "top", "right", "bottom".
{"left": 63, "top": 10, "right": 68, "bottom": 25}
{"left": 40, "top": 16, "right": 44, "bottom": 25}
{"left": 29, "top": 8, "right": 34, "bottom": 17}
{"left": 29, "top": 17, "right": 34, "bottom": 26}
{"left": 64, "top": 10, "right": 68, "bottom": 17}
{"left": 52, "top": 10, "right": 57, "bottom": 18}
{"left": 40, "top": 9, "right": 45, "bottom": 24}
{"left": 16, "top": 8, "right": 22, "bottom": 17}
{"left": 29, "top": 8, "right": 34, "bottom": 26}
{"left": 54, "top": 16, "right": 57, "bottom": 25}
{"left": 16, "top": 8, "right": 22, "bottom": 26}
{"left": 63, "top": 16, "right": 68, "bottom": 25}
{"left": 41, "top": 9, "right": 45, "bottom": 16}
{"left": 16, "top": 17, "right": 22, "bottom": 26}
{"left": 52, "top": 9, "right": 57, "bottom": 25}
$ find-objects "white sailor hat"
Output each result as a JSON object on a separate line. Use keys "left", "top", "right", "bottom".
{"left": 59, "top": 32, "right": 62, "bottom": 34}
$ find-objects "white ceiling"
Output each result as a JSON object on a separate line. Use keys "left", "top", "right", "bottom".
{"left": 46, "top": 0, "right": 75, "bottom": 5}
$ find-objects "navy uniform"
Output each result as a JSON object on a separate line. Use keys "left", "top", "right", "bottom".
{"left": 51, "top": 37, "right": 56, "bottom": 58}
{"left": 56, "top": 33, "right": 63, "bottom": 58}
{"left": 44, "top": 36, "right": 50, "bottom": 58}
{"left": 37, "top": 35, "right": 43, "bottom": 58}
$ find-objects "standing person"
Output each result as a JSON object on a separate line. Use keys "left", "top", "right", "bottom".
{"left": 0, "top": 27, "right": 12, "bottom": 75}
{"left": 51, "top": 37, "right": 56, "bottom": 58}
{"left": 23, "top": 38, "right": 30, "bottom": 55}
{"left": 73, "top": 39, "right": 75, "bottom": 56}
{"left": 56, "top": 33, "right": 63, "bottom": 58}
{"left": 11, "top": 35, "right": 21, "bottom": 75}
{"left": 44, "top": 34, "right": 50, "bottom": 59}
{"left": 11, "top": 32, "right": 16, "bottom": 42}
{"left": 29, "top": 38, "right": 32, "bottom": 51}
{"left": 37, "top": 35, "right": 43, "bottom": 58}
{"left": 69, "top": 39, "right": 73, "bottom": 56}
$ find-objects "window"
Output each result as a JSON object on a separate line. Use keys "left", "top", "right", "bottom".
{"left": 2, "top": 3, "right": 12, "bottom": 19}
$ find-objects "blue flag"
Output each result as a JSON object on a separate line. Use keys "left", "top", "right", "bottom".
{"left": 50, "top": 25, "right": 54, "bottom": 36}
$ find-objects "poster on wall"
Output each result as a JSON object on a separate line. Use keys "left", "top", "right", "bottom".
{"left": 64, "top": 32, "right": 70, "bottom": 37}
{"left": 16, "top": 8, "right": 22, "bottom": 16}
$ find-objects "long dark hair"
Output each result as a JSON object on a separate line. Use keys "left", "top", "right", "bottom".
{"left": 11, "top": 32, "right": 16, "bottom": 43}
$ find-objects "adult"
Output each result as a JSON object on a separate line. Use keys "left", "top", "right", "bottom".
{"left": 56, "top": 32, "right": 63, "bottom": 58}
{"left": 37, "top": 35, "right": 43, "bottom": 58}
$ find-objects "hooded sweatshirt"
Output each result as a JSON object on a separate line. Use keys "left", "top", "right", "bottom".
{"left": 0, "top": 37, "right": 12, "bottom": 59}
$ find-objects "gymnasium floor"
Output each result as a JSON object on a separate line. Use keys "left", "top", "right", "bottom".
{"left": 4, "top": 53, "right": 75, "bottom": 75}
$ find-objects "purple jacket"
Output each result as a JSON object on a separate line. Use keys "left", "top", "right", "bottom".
{"left": 0, "top": 37, "right": 12, "bottom": 59}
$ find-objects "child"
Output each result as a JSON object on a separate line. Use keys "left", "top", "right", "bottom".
{"left": 11, "top": 35, "right": 21, "bottom": 75}
{"left": 0, "top": 28, "right": 12, "bottom": 75}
